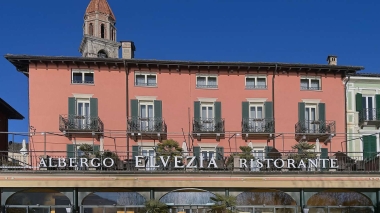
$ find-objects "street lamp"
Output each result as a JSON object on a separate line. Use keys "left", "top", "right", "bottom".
{"left": 227, "top": 133, "right": 241, "bottom": 153}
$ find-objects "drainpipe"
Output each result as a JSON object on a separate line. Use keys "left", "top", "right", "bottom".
{"left": 124, "top": 60, "right": 130, "bottom": 159}
{"left": 344, "top": 73, "right": 350, "bottom": 153}
{"left": 272, "top": 64, "right": 278, "bottom": 148}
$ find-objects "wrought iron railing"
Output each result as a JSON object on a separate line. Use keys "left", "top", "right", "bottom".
{"left": 300, "top": 86, "right": 321, "bottom": 90}
{"left": 245, "top": 85, "right": 267, "bottom": 89}
{"left": 2, "top": 150, "right": 380, "bottom": 173}
{"left": 242, "top": 118, "right": 274, "bottom": 133}
{"left": 192, "top": 118, "right": 225, "bottom": 133}
{"left": 59, "top": 114, "right": 104, "bottom": 132}
{"left": 295, "top": 120, "right": 335, "bottom": 134}
{"left": 127, "top": 116, "right": 167, "bottom": 133}
{"left": 196, "top": 84, "right": 218, "bottom": 88}
{"left": 134, "top": 82, "right": 157, "bottom": 87}
{"left": 359, "top": 108, "right": 380, "bottom": 123}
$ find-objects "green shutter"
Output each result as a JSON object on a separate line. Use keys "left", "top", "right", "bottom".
{"left": 376, "top": 95, "right": 380, "bottom": 120}
{"left": 264, "top": 101, "right": 273, "bottom": 119}
{"left": 214, "top": 102, "right": 221, "bottom": 121}
{"left": 216, "top": 147, "right": 224, "bottom": 160}
{"left": 265, "top": 146, "right": 273, "bottom": 158}
{"left": 132, "top": 145, "right": 140, "bottom": 159}
{"left": 320, "top": 148, "right": 329, "bottom": 170}
{"left": 298, "top": 102, "right": 305, "bottom": 122}
{"left": 67, "top": 144, "right": 75, "bottom": 158}
{"left": 318, "top": 103, "right": 326, "bottom": 133}
{"left": 356, "top": 93, "right": 363, "bottom": 112}
{"left": 242, "top": 102, "right": 249, "bottom": 132}
{"left": 93, "top": 145, "right": 100, "bottom": 153}
{"left": 131, "top": 99, "right": 138, "bottom": 117}
{"left": 154, "top": 100, "right": 162, "bottom": 118}
{"left": 90, "top": 98, "right": 99, "bottom": 130}
{"left": 68, "top": 97, "right": 76, "bottom": 115}
{"left": 193, "top": 146, "right": 201, "bottom": 166}
{"left": 363, "top": 135, "right": 377, "bottom": 159}
{"left": 194, "top": 101, "right": 200, "bottom": 121}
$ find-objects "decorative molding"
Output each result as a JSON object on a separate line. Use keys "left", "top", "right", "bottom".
{"left": 72, "top": 93, "right": 94, "bottom": 99}
{"left": 198, "top": 97, "right": 218, "bottom": 102}
{"left": 246, "top": 98, "right": 268, "bottom": 102}
{"left": 136, "top": 96, "right": 157, "bottom": 101}
{"left": 302, "top": 99, "right": 321, "bottom": 104}
{"left": 199, "top": 143, "right": 219, "bottom": 148}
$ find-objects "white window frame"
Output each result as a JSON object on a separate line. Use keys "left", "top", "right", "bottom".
{"left": 201, "top": 147, "right": 216, "bottom": 161}
{"left": 135, "top": 72, "right": 157, "bottom": 87}
{"left": 251, "top": 147, "right": 265, "bottom": 159}
{"left": 141, "top": 146, "right": 157, "bottom": 170}
{"left": 249, "top": 103, "right": 264, "bottom": 120}
{"left": 362, "top": 96, "right": 375, "bottom": 109}
{"left": 245, "top": 75, "right": 267, "bottom": 89}
{"left": 138, "top": 100, "right": 155, "bottom": 131}
{"left": 200, "top": 102, "right": 214, "bottom": 120}
{"left": 196, "top": 75, "right": 218, "bottom": 89}
{"left": 71, "top": 70, "right": 94, "bottom": 84}
{"left": 300, "top": 76, "right": 321, "bottom": 90}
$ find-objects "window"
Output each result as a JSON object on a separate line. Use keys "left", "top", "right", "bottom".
{"left": 89, "top": 23, "right": 93, "bottom": 36}
{"left": 300, "top": 77, "right": 321, "bottom": 90}
{"left": 196, "top": 75, "right": 218, "bottom": 88}
{"left": 245, "top": 76, "right": 267, "bottom": 89}
{"left": 139, "top": 101, "right": 154, "bottom": 131}
{"left": 249, "top": 104, "right": 265, "bottom": 132}
{"left": 142, "top": 147, "right": 156, "bottom": 170}
{"left": 362, "top": 96, "right": 375, "bottom": 120}
{"left": 72, "top": 70, "right": 94, "bottom": 84}
{"left": 201, "top": 102, "right": 214, "bottom": 132}
{"left": 97, "top": 50, "right": 108, "bottom": 58}
{"left": 135, "top": 73, "right": 157, "bottom": 86}
{"left": 101, "top": 24, "right": 105, "bottom": 38}
{"left": 305, "top": 105, "right": 317, "bottom": 133}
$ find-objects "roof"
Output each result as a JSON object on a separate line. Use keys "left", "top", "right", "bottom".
{"left": 352, "top": 73, "right": 380, "bottom": 78}
{"left": 0, "top": 98, "right": 24, "bottom": 120}
{"left": 4, "top": 54, "right": 364, "bottom": 76}
{"left": 86, "top": 0, "right": 116, "bottom": 21}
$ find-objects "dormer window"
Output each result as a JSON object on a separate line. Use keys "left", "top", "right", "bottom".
{"left": 97, "top": 50, "right": 108, "bottom": 58}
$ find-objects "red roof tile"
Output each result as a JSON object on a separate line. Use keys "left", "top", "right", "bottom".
{"left": 85, "top": 0, "right": 116, "bottom": 21}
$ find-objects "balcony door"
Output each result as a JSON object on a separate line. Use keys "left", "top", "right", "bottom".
{"left": 76, "top": 100, "right": 90, "bottom": 129}
{"left": 249, "top": 105, "right": 264, "bottom": 132}
{"left": 362, "top": 96, "right": 374, "bottom": 121}
{"left": 305, "top": 106, "right": 317, "bottom": 133}
{"left": 201, "top": 103, "right": 214, "bottom": 132}
{"left": 140, "top": 102, "right": 154, "bottom": 131}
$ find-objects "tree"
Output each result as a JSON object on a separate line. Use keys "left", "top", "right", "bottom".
{"left": 209, "top": 194, "right": 237, "bottom": 213}
{"left": 288, "top": 141, "right": 317, "bottom": 169}
{"left": 143, "top": 199, "right": 168, "bottom": 213}
{"left": 226, "top": 146, "right": 255, "bottom": 169}
{"left": 156, "top": 139, "right": 183, "bottom": 168}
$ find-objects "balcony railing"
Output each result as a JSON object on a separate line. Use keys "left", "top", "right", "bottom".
{"left": 59, "top": 114, "right": 104, "bottom": 132}
{"left": 242, "top": 118, "right": 274, "bottom": 133}
{"left": 127, "top": 117, "right": 167, "bottom": 133}
{"left": 295, "top": 120, "right": 335, "bottom": 134}
{"left": 192, "top": 118, "right": 225, "bottom": 133}
{"left": 2, "top": 150, "right": 380, "bottom": 173}
{"left": 359, "top": 108, "right": 380, "bottom": 123}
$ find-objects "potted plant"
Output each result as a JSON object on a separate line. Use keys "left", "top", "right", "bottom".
{"left": 209, "top": 193, "right": 238, "bottom": 213}
{"left": 288, "top": 142, "right": 317, "bottom": 171}
{"left": 142, "top": 199, "right": 168, "bottom": 213}
{"left": 226, "top": 146, "right": 255, "bottom": 170}
{"left": 156, "top": 139, "right": 183, "bottom": 170}
{"left": 95, "top": 150, "right": 121, "bottom": 170}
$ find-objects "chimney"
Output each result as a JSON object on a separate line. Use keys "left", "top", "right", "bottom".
{"left": 327, "top": 55, "right": 337, "bottom": 65}
{"left": 121, "top": 41, "right": 136, "bottom": 59}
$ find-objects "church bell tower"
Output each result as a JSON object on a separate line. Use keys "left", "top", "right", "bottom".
{"left": 79, "top": 0, "right": 121, "bottom": 58}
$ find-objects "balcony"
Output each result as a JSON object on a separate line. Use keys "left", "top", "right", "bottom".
{"left": 359, "top": 108, "right": 380, "bottom": 128}
{"left": 192, "top": 118, "right": 225, "bottom": 140}
{"left": 295, "top": 120, "right": 335, "bottom": 142}
{"left": 242, "top": 118, "right": 274, "bottom": 139}
{"left": 59, "top": 114, "right": 103, "bottom": 134}
{"left": 127, "top": 116, "right": 167, "bottom": 141}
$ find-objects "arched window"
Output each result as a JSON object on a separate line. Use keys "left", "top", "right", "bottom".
{"left": 97, "top": 50, "right": 108, "bottom": 58}
{"left": 159, "top": 189, "right": 215, "bottom": 205}
{"left": 89, "top": 23, "right": 93, "bottom": 36}
{"left": 101, "top": 24, "right": 105, "bottom": 38}
{"left": 110, "top": 28, "right": 114, "bottom": 41}
{"left": 236, "top": 189, "right": 296, "bottom": 206}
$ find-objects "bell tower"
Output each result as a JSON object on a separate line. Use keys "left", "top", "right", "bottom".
{"left": 79, "top": 0, "right": 121, "bottom": 58}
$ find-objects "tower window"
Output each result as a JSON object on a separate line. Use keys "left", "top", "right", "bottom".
{"left": 89, "top": 23, "right": 93, "bottom": 36}
{"left": 101, "top": 24, "right": 105, "bottom": 39}
{"left": 110, "top": 28, "right": 114, "bottom": 41}
{"left": 98, "top": 50, "right": 108, "bottom": 58}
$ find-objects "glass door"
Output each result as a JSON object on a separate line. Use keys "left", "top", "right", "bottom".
{"left": 142, "top": 149, "right": 156, "bottom": 170}
{"left": 77, "top": 100, "right": 90, "bottom": 129}
{"left": 362, "top": 96, "right": 374, "bottom": 120}
{"left": 201, "top": 104, "right": 214, "bottom": 132}
{"left": 139, "top": 102, "right": 154, "bottom": 131}
{"left": 249, "top": 105, "right": 263, "bottom": 132}
{"left": 305, "top": 106, "right": 317, "bottom": 133}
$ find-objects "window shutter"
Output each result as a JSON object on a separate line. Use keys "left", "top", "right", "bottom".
{"left": 194, "top": 101, "right": 200, "bottom": 121}
{"left": 264, "top": 146, "right": 273, "bottom": 158}
{"left": 154, "top": 100, "right": 162, "bottom": 119}
{"left": 68, "top": 97, "right": 76, "bottom": 115}
{"left": 214, "top": 102, "right": 221, "bottom": 121}
{"left": 93, "top": 145, "right": 100, "bottom": 153}
{"left": 242, "top": 102, "right": 249, "bottom": 132}
{"left": 298, "top": 102, "right": 305, "bottom": 122}
{"left": 375, "top": 95, "right": 380, "bottom": 120}
{"left": 130, "top": 99, "right": 139, "bottom": 117}
{"left": 320, "top": 148, "right": 329, "bottom": 170}
{"left": 67, "top": 144, "right": 75, "bottom": 158}
{"left": 216, "top": 147, "right": 224, "bottom": 160}
{"left": 264, "top": 101, "right": 273, "bottom": 119}
{"left": 356, "top": 93, "right": 363, "bottom": 112}
{"left": 318, "top": 103, "right": 326, "bottom": 133}
{"left": 132, "top": 145, "right": 140, "bottom": 159}
{"left": 90, "top": 98, "right": 98, "bottom": 117}
{"left": 363, "top": 135, "right": 377, "bottom": 159}
{"left": 193, "top": 146, "right": 201, "bottom": 166}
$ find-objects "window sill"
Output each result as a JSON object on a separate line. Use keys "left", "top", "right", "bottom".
{"left": 245, "top": 87, "right": 268, "bottom": 90}
{"left": 71, "top": 83, "right": 95, "bottom": 86}
{"left": 300, "top": 89, "right": 323, "bottom": 92}
{"left": 134, "top": 85, "right": 158, "bottom": 88}
{"left": 196, "top": 86, "right": 219, "bottom": 90}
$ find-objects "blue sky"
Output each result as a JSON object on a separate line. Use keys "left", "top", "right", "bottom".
{"left": 1, "top": 0, "right": 379, "bottom": 142}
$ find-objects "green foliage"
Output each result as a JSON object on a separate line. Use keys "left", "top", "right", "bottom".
{"left": 79, "top": 144, "right": 94, "bottom": 157}
{"left": 226, "top": 146, "right": 255, "bottom": 168}
{"left": 156, "top": 139, "right": 183, "bottom": 160}
{"left": 209, "top": 194, "right": 237, "bottom": 213}
{"left": 289, "top": 142, "right": 317, "bottom": 163}
{"left": 143, "top": 199, "right": 169, "bottom": 213}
